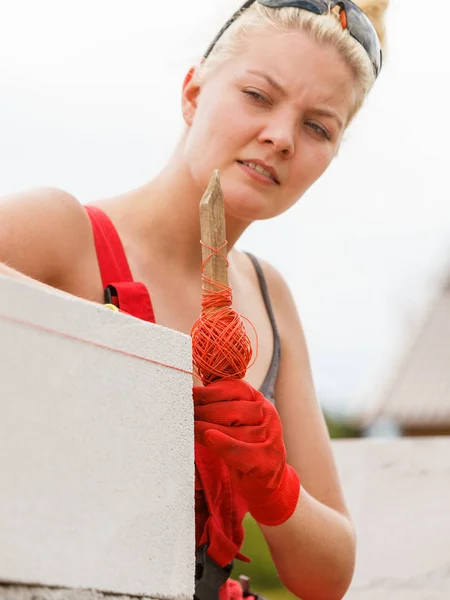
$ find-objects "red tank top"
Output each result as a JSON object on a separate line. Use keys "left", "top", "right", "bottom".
{"left": 85, "top": 205, "right": 250, "bottom": 598}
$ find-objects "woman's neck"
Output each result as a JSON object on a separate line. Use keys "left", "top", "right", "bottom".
{"left": 120, "top": 146, "right": 250, "bottom": 276}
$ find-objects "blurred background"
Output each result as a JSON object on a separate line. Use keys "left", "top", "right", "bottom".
{"left": 1, "top": 0, "right": 449, "bottom": 596}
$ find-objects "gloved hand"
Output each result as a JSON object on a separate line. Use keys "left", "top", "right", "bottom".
{"left": 193, "top": 379, "right": 300, "bottom": 526}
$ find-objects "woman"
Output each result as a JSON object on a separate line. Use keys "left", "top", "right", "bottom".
{"left": 0, "top": 1, "right": 388, "bottom": 599}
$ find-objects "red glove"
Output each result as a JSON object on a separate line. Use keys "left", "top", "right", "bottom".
{"left": 193, "top": 379, "right": 300, "bottom": 526}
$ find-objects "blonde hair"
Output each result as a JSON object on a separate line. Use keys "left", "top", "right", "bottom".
{"left": 196, "top": 0, "right": 389, "bottom": 122}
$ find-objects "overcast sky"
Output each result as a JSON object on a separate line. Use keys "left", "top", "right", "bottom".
{"left": 1, "top": 0, "right": 449, "bottom": 416}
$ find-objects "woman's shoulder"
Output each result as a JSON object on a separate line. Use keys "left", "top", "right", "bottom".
{"left": 0, "top": 186, "right": 94, "bottom": 287}
{"left": 232, "top": 249, "right": 293, "bottom": 303}
{"left": 0, "top": 185, "right": 89, "bottom": 227}
{"left": 231, "top": 249, "right": 300, "bottom": 333}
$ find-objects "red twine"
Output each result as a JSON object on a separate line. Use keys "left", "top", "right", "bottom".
{"left": 191, "top": 241, "right": 257, "bottom": 385}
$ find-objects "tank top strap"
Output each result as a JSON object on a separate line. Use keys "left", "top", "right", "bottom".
{"left": 85, "top": 205, "right": 155, "bottom": 323}
{"left": 244, "top": 252, "right": 280, "bottom": 404}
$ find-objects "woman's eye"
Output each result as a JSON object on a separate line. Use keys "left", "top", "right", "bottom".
{"left": 243, "top": 90, "right": 268, "bottom": 104}
{"left": 306, "top": 122, "right": 330, "bottom": 140}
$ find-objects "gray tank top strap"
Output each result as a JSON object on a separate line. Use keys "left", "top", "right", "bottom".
{"left": 245, "top": 252, "right": 281, "bottom": 404}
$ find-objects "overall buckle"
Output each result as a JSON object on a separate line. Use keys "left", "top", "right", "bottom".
{"left": 238, "top": 575, "right": 269, "bottom": 600}
{"left": 194, "top": 544, "right": 233, "bottom": 600}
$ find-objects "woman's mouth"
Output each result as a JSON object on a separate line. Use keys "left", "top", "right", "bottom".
{"left": 237, "top": 160, "right": 280, "bottom": 185}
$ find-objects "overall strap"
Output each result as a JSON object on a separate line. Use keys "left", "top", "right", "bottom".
{"left": 195, "top": 443, "right": 249, "bottom": 568}
{"left": 85, "top": 205, "right": 155, "bottom": 323}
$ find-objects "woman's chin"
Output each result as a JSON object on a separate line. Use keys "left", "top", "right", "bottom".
{"left": 220, "top": 183, "right": 273, "bottom": 222}
{"left": 224, "top": 195, "right": 271, "bottom": 223}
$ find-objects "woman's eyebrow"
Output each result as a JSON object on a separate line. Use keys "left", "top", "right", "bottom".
{"left": 246, "top": 69, "right": 287, "bottom": 96}
{"left": 311, "top": 107, "right": 345, "bottom": 131}
{"left": 245, "top": 69, "right": 345, "bottom": 130}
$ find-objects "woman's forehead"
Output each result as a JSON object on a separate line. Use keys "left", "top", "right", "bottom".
{"left": 224, "top": 30, "right": 354, "bottom": 98}
{"left": 235, "top": 28, "right": 342, "bottom": 70}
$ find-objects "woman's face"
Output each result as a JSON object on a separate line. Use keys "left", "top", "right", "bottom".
{"left": 181, "top": 26, "right": 355, "bottom": 222}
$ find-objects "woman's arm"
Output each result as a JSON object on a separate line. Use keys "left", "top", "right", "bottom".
{"left": 259, "top": 484, "right": 355, "bottom": 600}
{"left": 257, "top": 260, "right": 356, "bottom": 600}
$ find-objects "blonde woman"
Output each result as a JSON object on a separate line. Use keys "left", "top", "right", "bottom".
{"left": 0, "top": 2, "right": 388, "bottom": 599}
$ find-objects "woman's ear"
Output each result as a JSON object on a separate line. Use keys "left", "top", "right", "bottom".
{"left": 181, "top": 66, "right": 201, "bottom": 126}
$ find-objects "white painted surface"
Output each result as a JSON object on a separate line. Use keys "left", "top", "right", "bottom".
{"left": 335, "top": 438, "right": 450, "bottom": 599}
{"left": 0, "top": 275, "right": 194, "bottom": 599}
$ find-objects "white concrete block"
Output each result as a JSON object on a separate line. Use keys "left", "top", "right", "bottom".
{"left": 333, "top": 438, "right": 450, "bottom": 598}
{"left": 0, "top": 586, "right": 156, "bottom": 600}
{"left": 0, "top": 276, "right": 194, "bottom": 599}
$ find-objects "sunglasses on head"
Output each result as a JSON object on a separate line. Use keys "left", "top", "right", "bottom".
{"left": 203, "top": 0, "right": 382, "bottom": 78}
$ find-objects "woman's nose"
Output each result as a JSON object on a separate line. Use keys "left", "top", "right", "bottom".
{"left": 259, "top": 126, "right": 295, "bottom": 158}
